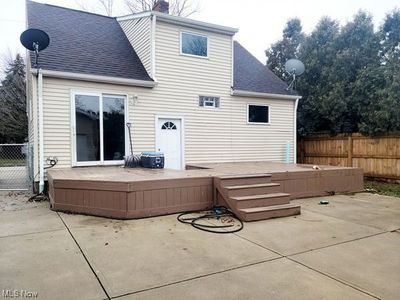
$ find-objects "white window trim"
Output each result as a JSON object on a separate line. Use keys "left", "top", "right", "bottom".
{"left": 71, "top": 90, "right": 129, "bottom": 167}
{"left": 203, "top": 99, "right": 216, "bottom": 108}
{"left": 180, "top": 31, "right": 209, "bottom": 59}
{"left": 199, "top": 96, "right": 219, "bottom": 109}
{"left": 247, "top": 103, "right": 271, "bottom": 125}
{"left": 154, "top": 114, "right": 185, "bottom": 170}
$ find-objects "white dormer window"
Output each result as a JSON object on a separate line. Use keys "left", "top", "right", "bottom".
{"left": 181, "top": 32, "right": 208, "bottom": 58}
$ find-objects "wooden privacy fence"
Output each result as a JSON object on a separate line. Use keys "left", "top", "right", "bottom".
{"left": 298, "top": 133, "right": 400, "bottom": 180}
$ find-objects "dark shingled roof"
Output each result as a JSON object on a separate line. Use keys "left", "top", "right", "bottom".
{"left": 27, "top": 2, "right": 294, "bottom": 95}
{"left": 233, "top": 41, "right": 298, "bottom": 96}
{"left": 27, "top": 1, "right": 152, "bottom": 81}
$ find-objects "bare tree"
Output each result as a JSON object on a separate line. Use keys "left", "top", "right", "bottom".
{"left": 125, "top": 0, "right": 200, "bottom": 17}
{"left": 98, "top": 0, "right": 115, "bottom": 16}
{"left": 75, "top": 0, "right": 115, "bottom": 16}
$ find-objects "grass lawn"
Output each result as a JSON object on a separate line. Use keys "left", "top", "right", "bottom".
{"left": 0, "top": 159, "right": 25, "bottom": 167}
{"left": 365, "top": 180, "right": 400, "bottom": 198}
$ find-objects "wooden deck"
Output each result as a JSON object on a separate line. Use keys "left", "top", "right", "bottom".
{"left": 47, "top": 162, "right": 363, "bottom": 220}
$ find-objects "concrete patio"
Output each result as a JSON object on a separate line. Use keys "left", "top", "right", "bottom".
{"left": 0, "top": 191, "right": 399, "bottom": 300}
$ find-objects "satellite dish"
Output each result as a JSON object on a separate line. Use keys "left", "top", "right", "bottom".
{"left": 284, "top": 59, "right": 305, "bottom": 91}
{"left": 20, "top": 28, "right": 50, "bottom": 67}
{"left": 284, "top": 59, "right": 305, "bottom": 76}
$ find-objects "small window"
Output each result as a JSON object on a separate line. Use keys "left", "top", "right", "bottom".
{"left": 248, "top": 104, "right": 270, "bottom": 124}
{"left": 181, "top": 32, "right": 208, "bottom": 57}
{"left": 199, "top": 96, "right": 220, "bottom": 108}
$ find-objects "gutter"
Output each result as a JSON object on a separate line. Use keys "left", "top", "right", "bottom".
{"left": 31, "top": 69, "right": 157, "bottom": 88}
{"left": 117, "top": 11, "right": 238, "bottom": 36}
{"left": 231, "top": 89, "right": 301, "bottom": 101}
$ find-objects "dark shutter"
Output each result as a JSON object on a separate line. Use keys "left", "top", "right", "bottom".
{"left": 215, "top": 97, "right": 220, "bottom": 108}
{"left": 199, "top": 96, "right": 205, "bottom": 107}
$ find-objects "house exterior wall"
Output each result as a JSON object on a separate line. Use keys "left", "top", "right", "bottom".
{"left": 119, "top": 16, "right": 152, "bottom": 76}
{"left": 31, "top": 18, "right": 296, "bottom": 177}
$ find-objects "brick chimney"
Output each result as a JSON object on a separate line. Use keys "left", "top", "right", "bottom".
{"left": 152, "top": 0, "right": 169, "bottom": 14}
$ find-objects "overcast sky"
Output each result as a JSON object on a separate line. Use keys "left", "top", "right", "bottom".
{"left": 0, "top": 0, "right": 399, "bottom": 68}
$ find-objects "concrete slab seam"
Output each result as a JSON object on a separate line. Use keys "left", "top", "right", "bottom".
{"left": 233, "top": 232, "right": 383, "bottom": 299}
{"left": 287, "top": 257, "right": 381, "bottom": 300}
{"left": 57, "top": 212, "right": 111, "bottom": 300}
{"left": 300, "top": 206, "right": 398, "bottom": 232}
{"left": 0, "top": 228, "right": 66, "bottom": 240}
{"left": 110, "top": 256, "right": 284, "bottom": 299}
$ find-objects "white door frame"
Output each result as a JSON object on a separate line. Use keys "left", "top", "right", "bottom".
{"left": 155, "top": 115, "right": 185, "bottom": 169}
{"left": 71, "top": 90, "right": 129, "bottom": 167}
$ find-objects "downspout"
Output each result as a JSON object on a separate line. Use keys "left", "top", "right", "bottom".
{"left": 38, "top": 69, "right": 44, "bottom": 193}
{"left": 293, "top": 97, "right": 300, "bottom": 164}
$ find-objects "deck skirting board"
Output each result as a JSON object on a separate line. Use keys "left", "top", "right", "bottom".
{"left": 49, "top": 178, "right": 214, "bottom": 219}
{"left": 48, "top": 163, "right": 363, "bottom": 220}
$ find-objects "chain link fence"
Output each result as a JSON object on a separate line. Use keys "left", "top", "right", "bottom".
{"left": 0, "top": 143, "right": 32, "bottom": 190}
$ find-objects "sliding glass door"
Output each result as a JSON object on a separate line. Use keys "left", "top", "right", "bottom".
{"left": 103, "top": 96, "right": 125, "bottom": 161}
{"left": 75, "top": 94, "right": 101, "bottom": 163}
{"left": 73, "top": 93, "right": 126, "bottom": 166}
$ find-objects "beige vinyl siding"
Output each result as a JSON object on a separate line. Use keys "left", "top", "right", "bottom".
{"left": 152, "top": 21, "right": 232, "bottom": 163}
{"left": 118, "top": 17, "right": 152, "bottom": 76}
{"left": 230, "top": 99, "right": 294, "bottom": 162}
{"left": 36, "top": 20, "right": 295, "bottom": 173}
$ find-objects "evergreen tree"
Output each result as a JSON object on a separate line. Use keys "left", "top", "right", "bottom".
{"left": 327, "top": 11, "right": 380, "bottom": 133}
{"left": 0, "top": 54, "right": 27, "bottom": 143}
{"left": 266, "top": 18, "right": 304, "bottom": 80}
{"left": 296, "top": 17, "right": 340, "bottom": 135}
{"left": 295, "top": 12, "right": 381, "bottom": 135}
{"left": 353, "top": 9, "right": 400, "bottom": 135}
{"left": 381, "top": 9, "right": 400, "bottom": 62}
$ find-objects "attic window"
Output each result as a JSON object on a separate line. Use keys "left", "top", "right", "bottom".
{"left": 181, "top": 32, "right": 208, "bottom": 57}
{"left": 199, "top": 96, "right": 220, "bottom": 108}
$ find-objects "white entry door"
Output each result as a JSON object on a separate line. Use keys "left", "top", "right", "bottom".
{"left": 156, "top": 118, "right": 182, "bottom": 169}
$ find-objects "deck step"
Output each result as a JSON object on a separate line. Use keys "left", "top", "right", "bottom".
{"left": 231, "top": 193, "right": 291, "bottom": 209}
{"left": 225, "top": 183, "right": 281, "bottom": 197}
{"left": 225, "top": 183, "right": 280, "bottom": 190}
{"left": 239, "top": 203, "right": 301, "bottom": 221}
{"left": 219, "top": 173, "right": 272, "bottom": 186}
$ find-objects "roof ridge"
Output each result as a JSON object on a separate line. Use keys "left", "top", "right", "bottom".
{"left": 28, "top": 0, "right": 116, "bottom": 19}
